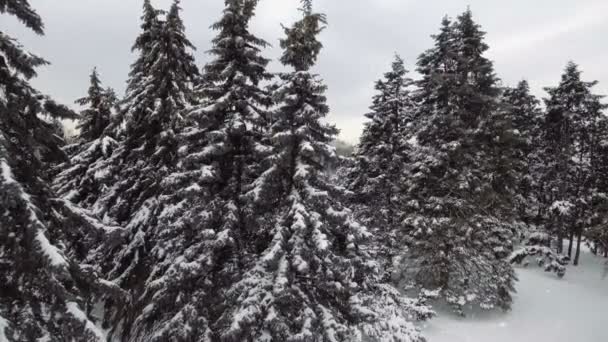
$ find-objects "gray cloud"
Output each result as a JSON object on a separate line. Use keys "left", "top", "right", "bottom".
{"left": 4, "top": 0, "right": 607, "bottom": 143}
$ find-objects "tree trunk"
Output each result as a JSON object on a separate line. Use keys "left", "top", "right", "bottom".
{"left": 535, "top": 206, "right": 544, "bottom": 226}
{"left": 557, "top": 222, "right": 564, "bottom": 254}
{"left": 573, "top": 227, "right": 583, "bottom": 266}
{"left": 592, "top": 243, "right": 598, "bottom": 256}
{"left": 567, "top": 229, "right": 575, "bottom": 258}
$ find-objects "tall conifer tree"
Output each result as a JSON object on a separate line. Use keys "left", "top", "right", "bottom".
{"left": 1, "top": 1, "right": 123, "bottom": 340}
{"left": 139, "top": 1, "right": 274, "bottom": 339}
{"left": 537, "top": 62, "right": 607, "bottom": 264}
{"left": 54, "top": 68, "right": 118, "bottom": 209}
{"left": 219, "top": 2, "right": 431, "bottom": 340}
{"left": 588, "top": 116, "right": 608, "bottom": 258}
{"left": 91, "top": 1, "right": 200, "bottom": 339}
{"left": 401, "top": 10, "right": 517, "bottom": 314}
{"left": 76, "top": 68, "right": 113, "bottom": 142}
{"left": 501, "top": 80, "right": 542, "bottom": 225}
{"left": 347, "top": 55, "right": 415, "bottom": 280}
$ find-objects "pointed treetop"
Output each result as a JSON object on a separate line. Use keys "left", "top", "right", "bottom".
{"left": 440, "top": 15, "right": 452, "bottom": 28}
{"left": 504, "top": 79, "right": 535, "bottom": 99}
{"left": 390, "top": 54, "right": 407, "bottom": 74}
{"left": 216, "top": 0, "right": 260, "bottom": 26}
{"left": 89, "top": 67, "right": 102, "bottom": 92}
{"left": 561, "top": 60, "right": 584, "bottom": 83}
{"left": 431, "top": 15, "right": 454, "bottom": 50}
{"left": 516, "top": 79, "right": 531, "bottom": 91}
{"left": 459, "top": 6, "right": 474, "bottom": 22}
{"left": 565, "top": 60, "right": 578, "bottom": 72}
{"left": 544, "top": 61, "right": 604, "bottom": 110}
{"left": 301, "top": 0, "right": 313, "bottom": 14}
{"left": 132, "top": 0, "right": 163, "bottom": 51}
{"left": 546, "top": 61, "right": 599, "bottom": 94}
{"left": 74, "top": 67, "right": 114, "bottom": 141}
{"left": 75, "top": 67, "right": 103, "bottom": 109}
{"left": 452, "top": 8, "right": 497, "bottom": 94}
{"left": 279, "top": 0, "right": 326, "bottom": 71}
{"left": 455, "top": 8, "right": 488, "bottom": 51}
{"left": 416, "top": 15, "right": 453, "bottom": 82}
{"left": 212, "top": 0, "right": 264, "bottom": 36}
{"left": 502, "top": 79, "right": 541, "bottom": 121}
{"left": 375, "top": 54, "right": 409, "bottom": 95}
{"left": 142, "top": 0, "right": 156, "bottom": 15}
{"left": 168, "top": 0, "right": 182, "bottom": 22}
{"left": 210, "top": 0, "right": 266, "bottom": 48}
{"left": 141, "top": 0, "right": 159, "bottom": 25}
{"left": 204, "top": 0, "right": 271, "bottom": 89}
{"left": 166, "top": 0, "right": 191, "bottom": 41}
{"left": 105, "top": 86, "right": 119, "bottom": 104}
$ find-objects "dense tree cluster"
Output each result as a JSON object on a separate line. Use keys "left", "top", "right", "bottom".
{"left": 348, "top": 12, "right": 519, "bottom": 314}
{"left": 2, "top": 0, "right": 432, "bottom": 341}
{"left": 346, "top": 10, "right": 608, "bottom": 314}
{"left": 1, "top": 1, "right": 124, "bottom": 341}
{"left": 2, "top": 0, "right": 607, "bottom": 341}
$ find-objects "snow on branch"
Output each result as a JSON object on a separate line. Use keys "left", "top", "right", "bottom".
{"left": 510, "top": 245, "right": 568, "bottom": 278}
{"left": 1, "top": 158, "right": 70, "bottom": 268}
{"left": 66, "top": 302, "right": 105, "bottom": 340}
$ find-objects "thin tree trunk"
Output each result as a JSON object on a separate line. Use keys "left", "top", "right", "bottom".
{"left": 535, "top": 207, "right": 542, "bottom": 226}
{"left": 592, "top": 242, "right": 598, "bottom": 256}
{"left": 557, "top": 221, "right": 564, "bottom": 254}
{"left": 567, "top": 229, "right": 575, "bottom": 258}
{"left": 573, "top": 227, "right": 583, "bottom": 266}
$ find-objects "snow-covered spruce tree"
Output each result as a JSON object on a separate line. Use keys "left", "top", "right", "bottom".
{"left": 587, "top": 116, "right": 608, "bottom": 258}
{"left": 502, "top": 82, "right": 573, "bottom": 277}
{"left": 219, "top": 3, "right": 431, "bottom": 341}
{"left": 537, "top": 61, "right": 607, "bottom": 264}
{"left": 401, "top": 10, "right": 517, "bottom": 314}
{"left": 76, "top": 68, "right": 113, "bottom": 142}
{"left": 347, "top": 55, "right": 415, "bottom": 281}
{"left": 126, "top": 0, "right": 275, "bottom": 340}
{"left": 501, "top": 80, "right": 543, "bottom": 225}
{"left": 75, "top": 0, "right": 164, "bottom": 217}
{"left": 1, "top": 1, "right": 124, "bottom": 341}
{"left": 53, "top": 68, "right": 119, "bottom": 209}
{"left": 91, "top": 1, "right": 200, "bottom": 340}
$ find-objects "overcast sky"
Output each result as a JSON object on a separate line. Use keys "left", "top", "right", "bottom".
{"left": 5, "top": 0, "right": 608, "bottom": 143}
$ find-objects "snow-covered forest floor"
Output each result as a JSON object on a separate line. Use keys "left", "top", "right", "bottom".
{"left": 423, "top": 247, "right": 608, "bottom": 342}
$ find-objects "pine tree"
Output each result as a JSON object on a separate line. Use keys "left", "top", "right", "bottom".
{"left": 588, "top": 116, "right": 608, "bottom": 258}
{"left": 401, "top": 10, "right": 517, "bottom": 314}
{"left": 347, "top": 55, "right": 414, "bottom": 280}
{"left": 501, "top": 80, "right": 542, "bottom": 225}
{"left": 90, "top": 1, "right": 200, "bottom": 339}
{"left": 1, "top": 1, "right": 123, "bottom": 340}
{"left": 538, "top": 61, "right": 607, "bottom": 264}
{"left": 191, "top": 0, "right": 273, "bottom": 256}
{"left": 53, "top": 68, "right": 118, "bottom": 209}
{"left": 127, "top": 0, "right": 164, "bottom": 95}
{"left": 76, "top": 68, "right": 113, "bottom": 142}
{"left": 219, "top": 2, "right": 431, "bottom": 341}
{"left": 124, "top": 0, "right": 275, "bottom": 339}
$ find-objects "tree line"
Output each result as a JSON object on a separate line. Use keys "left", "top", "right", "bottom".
{"left": 1, "top": 0, "right": 606, "bottom": 341}
{"left": 344, "top": 10, "right": 608, "bottom": 314}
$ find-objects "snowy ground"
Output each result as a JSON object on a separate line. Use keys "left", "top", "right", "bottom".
{"left": 422, "top": 248, "right": 608, "bottom": 342}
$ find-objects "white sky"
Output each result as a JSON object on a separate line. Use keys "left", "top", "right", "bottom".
{"left": 4, "top": 0, "right": 608, "bottom": 143}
